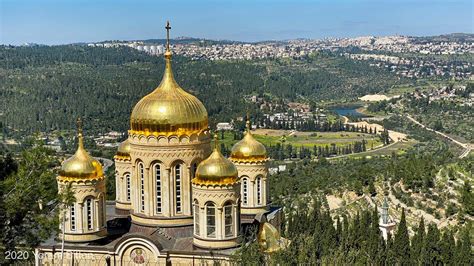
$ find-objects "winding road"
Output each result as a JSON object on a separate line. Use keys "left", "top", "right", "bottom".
{"left": 406, "top": 115, "right": 472, "bottom": 158}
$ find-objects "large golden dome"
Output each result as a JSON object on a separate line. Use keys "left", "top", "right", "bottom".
{"left": 230, "top": 120, "right": 267, "bottom": 162}
{"left": 193, "top": 136, "right": 238, "bottom": 186}
{"left": 130, "top": 26, "right": 208, "bottom": 136}
{"left": 59, "top": 119, "right": 104, "bottom": 181}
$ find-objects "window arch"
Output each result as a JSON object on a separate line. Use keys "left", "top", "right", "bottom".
{"left": 125, "top": 173, "right": 131, "bottom": 202}
{"left": 194, "top": 200, "right": 200, "bottom": 235}
{"left": 115, "top": 171, "right": 119, "bottom": 200}
{"left": 70, "top": 204, "right": 76, "bottom": 231}
{"left": 85, "top": 197, "right": 94, "bottom": 230}
{"left": 191, "top": 162, "right": 198, "bottom": 179}
{"left": 155, "top": 164, "right": 162, "bottom": 214}
{"left": 256, "top": 176, "right": 262, "bottom": 205}
{"left": 206, "top": 202, "right": 216, "bottom": 238}
{"left": 224, "top": 201, "right": 234, "bottom": 237}
{"left": 138, "top": 162, "right": 145, "bottom": 212}
{"left": 175, "top": 164, "right": 182, "bottom": 213}
{"left": 241, "top": 177, "right": 249, "bottom": 206}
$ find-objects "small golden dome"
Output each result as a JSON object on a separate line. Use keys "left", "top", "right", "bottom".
{"left": 130, "top": 23, "right": 208, "bottom": 136}
{"left": 115, "top": 139, "right": 131, "bottom": 161}
{"left": 258, "top": 222, "right": 290, "bottom": 253}
{"left": 193, "top": 135, "right": 238, "bottom": 186}
{"left": 59, "top": 119, "right": 104, "bottom": 180}
{"left": 230, "top": 119, "right": 267, "bottom": 162}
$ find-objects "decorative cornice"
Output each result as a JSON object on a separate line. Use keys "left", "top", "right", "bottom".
{"left": 57, "top": 175, "right": 105, "bottom": 184}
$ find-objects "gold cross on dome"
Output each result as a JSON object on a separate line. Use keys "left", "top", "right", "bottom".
{"left": 165, "top": 21, "right": 171, "bottom": 51}
{"left": 76, "top": 117, "right": 83, "bottom": 135}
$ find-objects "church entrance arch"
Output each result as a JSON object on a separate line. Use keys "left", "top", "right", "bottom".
{"left": 116, "top": 237, "right": 161, "bottom": 265}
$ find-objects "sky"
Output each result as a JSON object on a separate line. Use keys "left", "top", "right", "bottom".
{"left": 0, "top": 0, "right": 473, "bottom": 45}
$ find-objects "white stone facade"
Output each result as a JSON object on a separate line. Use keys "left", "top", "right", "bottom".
{"left": 128, "top": 132, "right": 212, "bottom": 226}
{"left": 192, "top": 182, "right": 241, "bottom": 249}
{"left": 57, "top": 178, "right": 107, "bottom": 242}
{"left": 233, "top": 161, "right": 269, "bottom": 215}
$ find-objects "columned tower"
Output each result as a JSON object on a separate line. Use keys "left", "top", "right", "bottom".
{"left": 230, "top": 118, "right": 269, "bottom": 216}
{"left": 127, "top": 22, "right": 211, "bottom": 227}
{"left": 379, "top": 196, "right": 396, "bottom": 240}
{"left": 192, "top": 135, "right": 241, "bottom": 249}
{"left": 114, "top": 139, "right": 132, "bottom": 214}
{"left": 57, "top": 118, "right": 107, "bottom": 242}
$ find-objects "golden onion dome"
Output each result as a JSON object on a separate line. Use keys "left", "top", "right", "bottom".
{"left": 130, "top": 22, "right": 208, "bottom": 136}
{"left": 59, "top": 119, "right": 104, "bottom": 180}
{"left": 230, "top": 119, "right": 267, "bottom": 162}
{"left": 117, "top": 139, "right": 131, "bottom": 155}
{"left": 192, "top": 135, "right": 238, "bottom": 186}
{"left": 258, "top": 222, "right": 290, "bottom": 253}
{"left": 115, "top": 139, "right": 131, "bottom": 160}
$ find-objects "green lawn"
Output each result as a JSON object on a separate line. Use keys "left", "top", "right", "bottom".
{"left": 215, "top": 130, "right": 382, "bottom": 149}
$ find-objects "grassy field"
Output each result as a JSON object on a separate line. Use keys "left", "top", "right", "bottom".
{"left": 339, "top": 138, "right": 418, "bottom": 159}
{"left": 216, "top": 130, "right": 382, "bottom": 149}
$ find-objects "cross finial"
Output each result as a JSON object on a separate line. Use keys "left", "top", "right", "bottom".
{"left": 76, "top": 117, "right": 84, "bottom": 149}
{"left": 165, "top": 21, "right": 171, "bottom": 52}
{"left": 246, "top": 112, "right": 251, "bottom": 133}
{"left": 214, "top": 133, "right": 219, "bottom": 150}
{"left": 76, "top": 117, "right": 83, "bottom": 136}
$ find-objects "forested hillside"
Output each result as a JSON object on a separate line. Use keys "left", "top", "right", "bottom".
{"left": 0, "top": 45, "right": 404, "bottom": 134}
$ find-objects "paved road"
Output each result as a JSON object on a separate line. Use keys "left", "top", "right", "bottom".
{"left": 406, "top": 115, "right": 472, "bottom": 158}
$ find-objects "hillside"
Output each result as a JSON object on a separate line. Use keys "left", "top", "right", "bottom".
{"left": 0, "top": 45, "right": 404, "bottom": 135}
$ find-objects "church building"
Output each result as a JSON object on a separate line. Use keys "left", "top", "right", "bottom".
{"left": 35, "top": 22, "right": 282, "bottom": 265}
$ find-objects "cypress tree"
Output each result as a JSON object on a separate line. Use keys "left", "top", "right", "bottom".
{"left": 394, "top": 208, "right": 411, "bottom": 265}
{"left": 440, "top": 229, "right": 455, "bottom": 265}
{"left": 455, "top": 228, "right": 473, "bottom": 265}
{"left": 424, "top": 223, "right": 442, "bottom": 265}
{"left": 411, "top": 217, "right": 425, "bottom": 264}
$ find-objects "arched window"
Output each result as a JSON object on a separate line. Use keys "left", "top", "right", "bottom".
{"left": 242, "top": 178, "right": 248, "bottom": 206}
{"left": 224, "top": 202, "right": 233, "bottom": 237}
{"left": 256, "top": 176, "right": 262, "bottom": 205}
{"left": 139, "top": 163, "right": 145, "bottom": 212}
{"left": 86, "top": 198, "right": 93, "bottom": 230}
{"left": 191, "top": 162, "right": 198, "bottom": 179}
{"left": 155, "top": 164, "right": 162, "bottom": 214}
{"left": 115, "top": 171, "right": 119, "bottom": 200}
{"left": 125, "top": 174, "right": 131, "bottom": 201}
{"left": 98, "top": 196, "right": 103, "bottom": 227}
{"left": 194, "top": 200, "right": 200, "bottom": 235}
{"left": 175, "top": 164, "right": 182, "bottom": 213}
{"left": 206, "top": 202, "right": 216, "bottom": 238}
{"left": 70, "top": 204, "right": 76, "bottom": 231}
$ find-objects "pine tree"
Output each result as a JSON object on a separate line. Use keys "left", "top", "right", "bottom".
{"left": 394, "top": 208, "right": 411, "bottom": 265}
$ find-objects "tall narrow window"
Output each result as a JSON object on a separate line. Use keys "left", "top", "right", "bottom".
{"left": 224, "top": 203, "right": 233, "bottom": 237}
{"left": 139, "top": 163, "right": 145, "bottom": 212}
{"left": 115, "top": 171, "right": 119, "bottom": 200}
{"left": 175, "top": 164, "right": 182, "bottom": 213}
{"left": 194, "top": 200, "right": 200, "bottom": 235}
{"left": 242, "top": 178, "right": 248, "bottom": 206}
{"left": 126, "top": 174, "right": 131, "bottom": 201}
{"left": 155, "top": 164, "right": 162, "bottom": 214}
{"left": 86, "top": 198, "right": 93, "bottom": 230}
{"left": 256, "top": 176, "right": 262, "bottom": 205}
{"left": 192, "top": 162, "right": 198, "bottom": 179}
{"left": 70, "top": 204, "right": 76, "bottom": 231}
{"left": 206, "top": 203, "right": 216, "bottom": 238}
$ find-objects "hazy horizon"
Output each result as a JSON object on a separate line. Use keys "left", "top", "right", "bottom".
{"left": 1, "top": 0, "right": 473, "bottom": 45}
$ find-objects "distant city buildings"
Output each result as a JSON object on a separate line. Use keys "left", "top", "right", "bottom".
{"left": 88, "top": 35, "right": 474, "bottom": 80}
